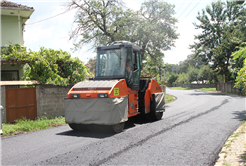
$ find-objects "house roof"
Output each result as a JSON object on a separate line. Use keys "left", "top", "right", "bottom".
{"left": 0, "top": 0, "right": 34, "bottom": 10}
{"left": 1, "top": 0, "right": 34, "bottom": 20}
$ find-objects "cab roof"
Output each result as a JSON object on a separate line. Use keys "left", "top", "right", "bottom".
{"left": 97, "top": 41, "right": 142, "bottom": 51}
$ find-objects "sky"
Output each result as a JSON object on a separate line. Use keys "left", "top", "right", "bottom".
{"left": 9, "top": 0, "right": 215, "bottom": 64}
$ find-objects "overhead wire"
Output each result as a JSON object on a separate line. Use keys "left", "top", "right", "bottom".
{"left": 176, "top": 1, "right": 186, "bottom": 14}
{"left": 180, "top": 1, "right": 201, "bottom": 23}
{"left": 26, "top": 9, "right": 71, "bottom": 25}
{"left": 177, "top": 1, "right": 193, "bottom": 20}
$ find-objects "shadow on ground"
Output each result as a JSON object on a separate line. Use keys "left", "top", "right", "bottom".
{"left": 189, "top": 91, "right": 244, "bottom": 98}
{"left": 190, "top": 92, "right": 231, "bottom": 96}
{"left": 240, "top": 152, "right": 246, "bottom": 165}
{"left": 56, "top": 126, "right": 115, "bottom": 138}
{"left": 56, "top": 116, "right": 154, "bottom": 138}
{"left": 232, "top": 110, "right": 246, "bottom": 121}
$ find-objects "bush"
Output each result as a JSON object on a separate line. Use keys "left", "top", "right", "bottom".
{"left": 1, "top": 44, "right": 91, "bottom": 86}
{"left": 168, "top": 73, "right": 178, "bottom": 85}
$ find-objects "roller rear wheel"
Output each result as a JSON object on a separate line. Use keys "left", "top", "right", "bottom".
{"left": 112, "top": 122, "right": 125, "bottom": 133}
{"left": 69, "top": 123, "right": 80, "bottom": 131}
{"left": 154, "top": 112, "right": 163, "bottom": 120}
{"left": 150, "top": 100, "right": 163, "bottom": 121}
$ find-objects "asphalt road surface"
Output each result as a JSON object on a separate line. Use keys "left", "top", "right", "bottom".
{"left": 2, "top": 88, "right": 245, "bottom": 166}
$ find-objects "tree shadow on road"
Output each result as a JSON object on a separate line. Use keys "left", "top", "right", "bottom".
{"left": 190, "top": 92, "right": 231, "bottom": 96}
{"left": 190, "top": 91, "right": 245, "bottom": 98}
{"left": 232, "top": 110, "right": 246, "bottom": 121}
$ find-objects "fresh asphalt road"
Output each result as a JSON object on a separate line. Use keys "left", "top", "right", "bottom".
{"left": 2, "top": 88, "right": 245, "bottom": 166}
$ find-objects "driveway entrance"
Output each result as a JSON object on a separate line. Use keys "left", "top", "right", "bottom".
{"left": 6, "top": 87, "right": 37, "bottom": 123}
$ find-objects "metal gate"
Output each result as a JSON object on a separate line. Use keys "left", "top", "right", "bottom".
{"left": 6, "top": 87, "right": 37, "bottom": 123}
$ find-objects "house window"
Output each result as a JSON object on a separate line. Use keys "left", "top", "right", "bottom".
{"left": 1, "top": 70, "right": 19, "bottom": 81}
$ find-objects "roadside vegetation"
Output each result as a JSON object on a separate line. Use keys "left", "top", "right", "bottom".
{"left": 1, "top": 116, "right": 66, "bottom": 138}
{"left": 1, "top": 44, "right": 91, "bottom": 86}
{"left": 169, "top": 87, "right": 216, "bottom": 91}
{"left": 165, "top": 94, "right": 176, "bottom": 104}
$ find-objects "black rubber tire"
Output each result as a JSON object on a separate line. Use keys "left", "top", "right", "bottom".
{"left": 149, "top": 100, "right": 163, "bottom": 121}
{"left": 112, "top": 122, "right": 125, "bottom": 133}
{"left": 154, "top": 112, "right": 163, "bottom": 120}
{"left": 69, "top": 123, "right": 80, "bottom": 131}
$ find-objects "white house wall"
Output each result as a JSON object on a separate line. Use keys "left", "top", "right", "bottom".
{"left": 1, "top": 15, "right": 24, "bottom": 46}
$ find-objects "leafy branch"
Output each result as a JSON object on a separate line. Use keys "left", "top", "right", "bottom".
{"left": 1, "top": 44, "right": 91, "bottom": 86}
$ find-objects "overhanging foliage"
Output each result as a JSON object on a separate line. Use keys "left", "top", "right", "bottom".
{"left": 1, "top": 44, "right": 91, "bottom": 86}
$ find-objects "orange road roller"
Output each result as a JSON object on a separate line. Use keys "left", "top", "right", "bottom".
{"left": 64, "top": 41, "right": 165, "bottom": 132}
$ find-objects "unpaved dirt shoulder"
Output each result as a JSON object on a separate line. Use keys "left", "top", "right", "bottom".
{"left": 215, "top": 121, "right": 246, "bottom": 166}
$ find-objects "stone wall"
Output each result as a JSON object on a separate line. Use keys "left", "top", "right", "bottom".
{"left": 36, "top": 84, "right": 73, "bottom": 118}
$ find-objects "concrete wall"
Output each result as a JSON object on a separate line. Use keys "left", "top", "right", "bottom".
{"left": 0, "top": 86, "right": 2, "bottom": 105}
{"left": 1, "top": 15, "right": 24, "bottom": 46}
{"left": 172, "top": 83, "right": 216, "bottom": 89}
{"left": 216, "top": 82, "right": 241, "bottom": 93}
{"left": 160, "top": 85, "right": 166, "bottom": 94}
{"left": 0, "top": 86, "right": 6, "bottom": 123}
{"left": 36, "top": 84, "right": 73, "bottom": 118}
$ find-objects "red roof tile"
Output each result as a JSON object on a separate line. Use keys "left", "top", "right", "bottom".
{"left": 1, "top": 0, "right": 34, "bottom": 10}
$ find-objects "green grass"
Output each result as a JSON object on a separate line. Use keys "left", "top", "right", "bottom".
{"left": 222, "top": 162, "right": 232, "bottom": 166}
{"left": 198, "top": 88, "right": 216, "bottom": 91}
{"left": 169, "top": 87, "right": 216, "bottom": 91}
{"left": 169, "top": 87, "right": 192, "bottom": 90}
{"left": 2, "top": 116, "right": 66, "bottom": 137}
{"left": 165, "top": 94, "right": 176, "bottom": 104}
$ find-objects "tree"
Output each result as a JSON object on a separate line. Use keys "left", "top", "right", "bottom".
{"left": 232, "top": 43, "right": 246, "bottom": 89}
{"left": 69, "top": 0, "right": 178, "bottom": 73}
{"left": 190, "top": 1, "right": 246, "bottom": 82}
{"left": 167, "top": 73, "right": 178, "bottom": 85}
{"left": 198, "top": 65, "right": 217, "bottom": 83}
{"left": 175, "top": 73, "right": 188, "bottom": 84}
{"left": 136, "top": 0, "right": 178, "bottom": 60}
{"left": 186, "top": 65, "right": 199, "bottom": 83}
{"left": 85, "top": 56, "right": 96, "bottom": 76}
{"left": 178, "top": 54, "right": 205, "bottom": 73}
{"left": 165, "top": 63, "right": 179, "bottom": 74}
{"left": 69, "top": 0, "right": 137, "bottom": 50}
{"left": 142, "top": 49, "right": 165, "bottom": 81}
{"left": 212, "top": 28, "right": 244, "bottom": 81}
{"left": 1, "top": 44, "right": 90, "bottom": 86}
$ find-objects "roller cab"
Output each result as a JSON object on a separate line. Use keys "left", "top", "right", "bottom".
{"left": 64, "top": 41, "right": 165, "bottom": 133}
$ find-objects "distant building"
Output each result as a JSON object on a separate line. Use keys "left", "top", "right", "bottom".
{"left": 1, "top": 0, "right": 34, "bottom": 46}
{"left": 1, "top": 0, "right": 34, "bottom": 81}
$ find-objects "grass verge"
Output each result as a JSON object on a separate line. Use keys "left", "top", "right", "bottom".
{"left": 169, "top": 87, "right": 192, "bottom": 90}
{"left": 165, "top": 94, "right": 176, "bottom": 104}
{"left": 169, "top": 87, "right": 216, "bottom": 91}
{"left": 198, "top": 88, "right": 217, "bottom": 91}
{"left": 2, "top": 116, "right": 66, "bottom": 138}
{"left": 215, "top": 120, "right": 246, "bottom": 166}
